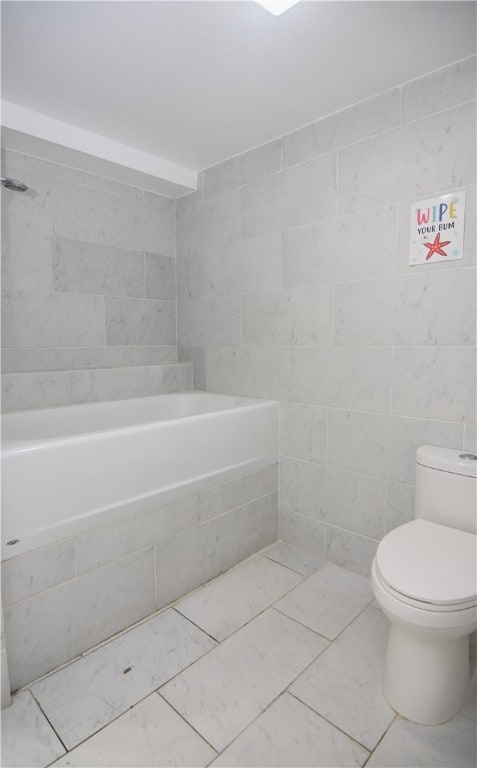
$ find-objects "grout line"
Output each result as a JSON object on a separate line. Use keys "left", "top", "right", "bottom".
{"left": 362, "top": 714, "right": 398, "bottom": 766}
{"left": 29, "top": 688, "right": 69, "bottom": 754}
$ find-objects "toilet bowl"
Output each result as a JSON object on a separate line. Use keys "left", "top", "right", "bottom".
{"left": 372, "top": 447, "right": 477, "bottom": 725}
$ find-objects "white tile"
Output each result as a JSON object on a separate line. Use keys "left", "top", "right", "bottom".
{"left": 5, "top": 548, "right": 155, "bottom": 690}
{"left": 1, "top": 348, "right": 56, "bottom": 373}
{"left": 242, "top": 153, "right": 336, "bottom": 237}
{"left": 105, "top": 296, "right": 176, "bottom": 346}
{"left": 280, "top": 402, "right": 327, "bottom": 464}
{"left": 242, "top": 286, "right": 333, "bottom": 346}
{"left": 160, "top": 608, "right": 328, "bottom": 751}
{"left": 280, "top": 457, "right": 386, "bottom": 539}
{"left": 31, "top": 608, "right": 216, "bottom": 750}
{"left": 326, "top": 527, "right": 378, "bottom": 577}
{"left": 54, "top": 346, "right": 148, "bottom": 370}
{"left": 145, "top": 253, "right": 176, "bottom": 301}
{"left": 1, "top": 690, "right": 65, "bottom": 768}
{"left": 144, "top": 345, "right": 178, "bottom": 365}
{"left": 100, "top": 192, "right": 175, "bottom": 256}
{"left": 204, "top": 140, "right": 281, "bottom": 197}
{"left": 1, "top": 223, "right": 52, "bottom": 292}
{"left": 334, "top": 269, "right": 475, "bottom": 347}
{"left": 282, "top": 89, "right": 399, "bottom": 167}
{"left": 198, "top": 465, "right": 278, "bottom": 522}
{"left": 385, "top": 481, "right": 415, "bottom": 533}
{"left": 44, "top": 161, "right": 145, "bottom": 200}
{"left": 205, "top": 232, "right": 282, "bottom": 297}
{"left": 178, "top": 345, "right": 206, "bottom": 389}
{"left": 1, "top": 539, "right": 75, "bottom": 605}
{"left": 264, "top": 541, "right": 326, "bottom": 578}
{"left": 161, "top": 362, "right": 193, "bottom": 393}
{"left": 68, "top": 365, "right": 165, "bottom": 404}
{"left": 339, "top": 102, "right": 475, "bottom": 213}
{"left": 212, "top": 692, "right": 369, "bottom": 767}
{"left": 401, "top": 55, "right": 477, "bottom": 124}
{"left": 178, "top": 296, "right": 241, "bottom": 347}
{"left": 175, "top": 554, "right": 301, "bottom": 641}
{"left": 177, "top": 252, "right": 205, "bottom": 299}
{"left": 281, "top": 347, "right": 392, "bottom": 412}
{"left": 279, "top": 509, "right": 327, "bottom": 558}
{"left": 51, "top": 693, "right": 216, "bottom": 767}
{"left": 250, "top": 492, "right": 279, "bottom": 553}
{"left": 176, "top": 189, "right": 241, "bottom": 255}
{"left": 367, "top": 700, "right": 477, "bottom": 767}
{"left": 464, "top": 423, "right": 477, "bottom": 453}
{"left": 290, "top": 606, "right": 394, "bottom": 750}
{"left": 392, "top": 347, "right": 476, "bottom": 423}
{"left": 274, "top": 563, "right": 373, "bottom": 640}
{"left": 206, "top": 346, "right": 281, "bottom": 399}
{"left": 327, "top": 409, "right": 464, "bottom": 484}
{"left": 1, "top": 371, "right": 71, "bottom": 411}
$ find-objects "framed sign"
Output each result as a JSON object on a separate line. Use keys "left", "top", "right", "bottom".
{"left": 409, "top": 191, "right": 465, "bottom": 266}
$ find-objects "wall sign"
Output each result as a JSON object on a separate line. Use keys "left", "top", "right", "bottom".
{"left": 409, "top": 191, "right": 465, "bottom": 265}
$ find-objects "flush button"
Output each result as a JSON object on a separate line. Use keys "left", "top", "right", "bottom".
{"left": 459, "top": 453, "right": 477, "bottom": 460}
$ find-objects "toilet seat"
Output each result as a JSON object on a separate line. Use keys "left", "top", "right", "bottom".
{"left": 376, "top": 519, "right": 477, "bottom": 611}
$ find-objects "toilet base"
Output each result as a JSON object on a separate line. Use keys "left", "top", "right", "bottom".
{"left": 383, "top": 622, "right": 470, "bottom": 725}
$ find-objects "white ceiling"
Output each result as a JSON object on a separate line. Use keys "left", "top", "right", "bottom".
{"left": 1, "top": 0, "right": 476, "bottom": 183}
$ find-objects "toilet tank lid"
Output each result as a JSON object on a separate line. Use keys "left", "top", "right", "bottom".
{"left": 417, "top": 446, "right": 477, "bottom": 478}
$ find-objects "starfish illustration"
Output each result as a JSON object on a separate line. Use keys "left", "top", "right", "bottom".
{"left": 423, "top": 232, "right": 451, "bottom": 260}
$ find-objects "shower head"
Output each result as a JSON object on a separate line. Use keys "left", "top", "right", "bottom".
{"left": 1, "top": 177, "right": 28, "bottom": 192}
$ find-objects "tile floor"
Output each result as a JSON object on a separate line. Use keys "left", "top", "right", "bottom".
{"left": 2, "top": 542, "right": 476, "bottom": 768}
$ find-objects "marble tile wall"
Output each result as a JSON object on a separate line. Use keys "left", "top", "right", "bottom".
{"left": 1, "top": 149, "right": 191, "bottom": 410}
{"left": 2, "top": 463, "right": 278, "bottom": 690}
{"left": 176, "top": 56, "right": 477, "bottom": 574}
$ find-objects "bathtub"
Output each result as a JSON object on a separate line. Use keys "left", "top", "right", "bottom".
{"left": 1, "top": 391, "right": 278, "bottom": 561}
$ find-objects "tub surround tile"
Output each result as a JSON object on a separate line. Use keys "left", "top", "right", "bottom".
{"left": 52, "top": 237, "right": 145, "bottom": 298}
{"left": 280, "top": 402, "right": 327, "bottom": 464}
{"left": 178, "top": 345, "right": 206, "bottom": 389}
{"left": 280, "top": 457, "right": 386, "bottom": 540}
{"left": 68, "top": 365, "right": 164, "bottom": 403}
{"left": 282, "top": 88, "right": 399, "bottom": 168}
{"left": 144, "top": 345, "right": 178, "bottom": 365}
{"left": 0, "top": 690, "right": 66, "bottom": 768}
{"left": 241, "top": 152, "right": 337, "bottom": 238}
{"left": 51, "top": 693, "right": 216, "bottom": 767}
{"left": 5, "top": 548, "right": 155, "bottom": 690}
{"left": 205, "top": 232, "right": 282, "bottom": 297}
{"left": 160, "top": 608, "right": 328, "bottom": 752}
{"left": 212, "top": 692, "right": 369, "bottom": 767}
{"left": 339, "top": 102, "right": 476, "bottom": 213}
{"left": 2, "top": 148, "right": 48, "bottom": 175}
{"left": 290, "top": 606, "right": 394, "bottom": 751}
{"left": 206, "top": 346, "right": 281, "bottom": 399}
{"left": 105, "top": 296, "right": 176, "bottom": 346}
{"left": 31, "top": 608, "right": 215, "bottom": 750}
{"left": 401, "top": 56, "right": 476, "bottom": 124}
{"left": 326, "top": 527, "right": 379, "bottom": 577}
{"left": 2, "top": 539, "right": 75, "bottom": 606}
{"left": 176, "top": 252, "right": 205, "bottom": 299}
{"left": 175, "top": 555, "right": 301, "bottom": 641}
{"left": 1, "top": 371, "right": 71, "bottom": 412}
{"left": 176, "top": 171, "right": 205, "bottom": 211}
{"left": 198, "top": 465, "right": 278, "bottom": 521}
{"left": 250, "top": 492, "right": 279, "bottom": 553}
{"left": 1, "top": 348, "right": 57, "bottom": 373}
{"left": 178, "top": 295, "right": 241, "bottom": 347}
{"left": 464, "top": 423, "right": 477, "bottom": 453}
{"left": 1, "top": 224, "right": 52, "bottom": 293}
{"left": 280, "top": 347, "right": 392, "bottom": 413}
{"left": 100, "top": 191, "right": 175, "bottom": 256}
{"left": 279, "top": 509, "right": 327, "bottom": 558}
{"left": 204, "top": 139, "right": 282, "bottom": 198}
{"left": 176, "top": 188, "right": 241, "bottom": 255}
{"left": 161, "top": 362, "right": 193, "bottom": 393}
{"left": 264, "top": 541, "right": 327, "bottom": 578}
{"left": 145, "top": 253, "right": 176, "bottom": 301}
{"left": 274, "top": 563, "right": 373, "bottom": 640}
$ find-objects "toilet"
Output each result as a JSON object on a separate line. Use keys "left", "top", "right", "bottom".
{"left": 371, "top": 445, "right": 477, "bottom": 725}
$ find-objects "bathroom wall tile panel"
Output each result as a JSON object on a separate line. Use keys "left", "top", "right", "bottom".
{"left": 279, "top": 508, "right": 327, "bottom": 558}
{"left": 280, "top": 457, "right": 386, "bottom": 539}
{"left": 75, "top": 494, "right": 200, "bottom": 574}
{"left": 385, "top": 481, "right": 415, "bottom": 533}
{"left": 4, "top": 547, "right": 155, "bottom": 690}
{"left": 392, "top": 347, "right": 476, "bottom": 423}
{"left": 145, "top": 253, "right": 176, "bottom": 301}
{"left": 281, "top": 347, "right": 391, "bottom": 413}
{"left": 179, "top": 346, "right": 206, "bottom": 389}
{"left": 69, "top": 365, "right": 165, "bottom": 403}
{"left": 100, "top": 192, "right": 175, "bottom": 256}
{"left": 154, "top": 507, "right": 251, "bottom": 608}
{"left": 1, "top": 348, "right": 56, "bottom": 373}
{"left": 250, "top": 492, "right": 279, "bottom": 553}
{"left": 326, "top": 527, "right": 378, "bottom": 576}
{"left": 53, "top": 346, "right": 147, "bottom": 370}
{"left": 401, "top": 56, "right": 477, "bottom": 124}
{"left": 177, "top": 252, "right": 205, "bottom": 299}
{"left": 328, "top": 410, "right": 464, "bottom": 484}
{"left": 282, "top": 89, "right": 399, "bottom": 168}
{"left": 2, "top": 148, "right": 48, "bottom": 175}
{"left": 280, "top": 402, "right": 328, "bottom": 464}
{"left": 204, "top": 139, "right": 282, "bottom": 198}
{"left": 334, "top": 269, "right": 475, "bottom": 347}
{"left": 205, "top": 232, "right": 282, "bottom": 296}
{"left": 144, "top": 345, "right": 178, "bottom": 365}
{"left": 282, "top": 205, "right": 397, "bottom": 288}
{"left": 1, "top": 169, "right": 101, "bottom": 241}
{"left": 206, "top": 346, "right": 281, "bottom": 399}
{"left": 242, "top": 152, "right": 337, "bottom": 237}
{"left": 199, "top": 465, "right": 278, "bottom": 521}
{"left": 242, "top": 286, "right": 333, "bottom": 347}
{"left": 178, "top": 296, "right": 241, "bottom": 347}
{"left": 105, "top": 297, "right": 176, "bottom": 346}
{"left": 1, "top": 223, "right": 52, "bottom": 292}
{"left": 339, "top": 102, "right": 476, "bottom": 213}
{"left": 464, "top": 424, "right": 477, "bottom": 453}
{"left": 176, "top": 189, "right": 241, "bottom": 255}
{"left": 52, "top": 237, "right": 145, "bottom": 298}
{"left": 2, "top": 539, "right": 75, "bottom": 605}
{"left": 44, "top": 160, "right": 144, "bottom": 200}
{"left": 396, "top": 184, "right": 476, "bottom": 274}
{"left": 1, "top": 371, "right": 71, "bottom": 412}
{"left": 175, "top": 171, "right": 205, "bottom": 211}
{"left": 161, "top": 362, "right": 193, "bottom": 393}
{"left": 177, "top": 299, "right": 207, "bottom": 346}
{"left": 2, "top": 290, "right": 105, "bottom": 348}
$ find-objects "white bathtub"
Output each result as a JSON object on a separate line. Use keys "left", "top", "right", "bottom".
{"left": 1, "top": 392, "right": 278, "bottom": 560}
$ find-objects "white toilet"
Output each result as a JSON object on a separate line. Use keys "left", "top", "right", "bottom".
{"left": 371, "top": 445, "right": 477, "bottom": 725}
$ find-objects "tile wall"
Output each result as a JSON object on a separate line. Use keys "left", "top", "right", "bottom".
{"left": 1, "top": 149, "right": 192, "bottom": 410}
{"left": 176, "top": 56, "right": 477, "bottom": 574}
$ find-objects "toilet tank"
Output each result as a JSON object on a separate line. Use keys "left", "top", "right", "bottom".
{"left": 415, "top": 446, "right": 477, "bottom": 534}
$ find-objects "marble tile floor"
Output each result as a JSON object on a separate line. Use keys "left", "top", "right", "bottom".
{"left": 2, "top": 542, "right": 476, "bottom": 768}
